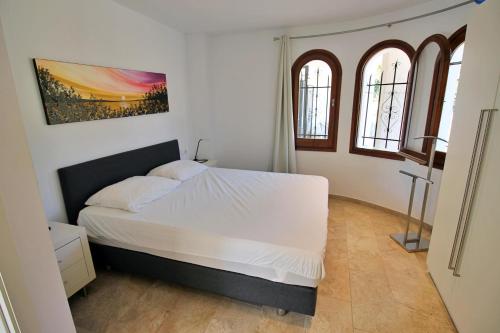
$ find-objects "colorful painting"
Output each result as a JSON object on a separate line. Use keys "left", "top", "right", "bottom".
{"left": 33, "top": 59, "right": 169, "bottom": 124}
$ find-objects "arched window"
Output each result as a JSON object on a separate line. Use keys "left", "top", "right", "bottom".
{"left": 349, "top": 40, "right": 414, "bottom": 159}
{"left": 292, "top": 49, "right": 341, "bottom": 151}
{"left": 431, "top": 25, "right": 466, "bottom": 168}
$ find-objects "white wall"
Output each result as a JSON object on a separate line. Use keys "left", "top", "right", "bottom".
{"left": 0, "top": 0, "right": 194, "bottom": 222}
{"left": 0, "top": 17, "right": 75, "bottom": 332}
{"left": 197, "top": 1, "right": 472, "bottom": 224}
{"left": 187, "top": 34, "right": 216, "bottom": 160}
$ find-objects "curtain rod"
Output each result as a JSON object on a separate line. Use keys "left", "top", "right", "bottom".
{"left": 273, "top": 1, "right": 473, "bottom": 41}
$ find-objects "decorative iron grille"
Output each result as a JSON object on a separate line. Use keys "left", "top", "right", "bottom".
{"left": 297, "top": 65, "right": 331, "bottom": 139}
{"left": 358, "top": 60, "right": 408, "bottom": 150}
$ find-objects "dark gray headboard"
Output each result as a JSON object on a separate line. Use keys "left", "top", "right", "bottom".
{"left": 58, "top": 140, "right": 180, "bottom": 224}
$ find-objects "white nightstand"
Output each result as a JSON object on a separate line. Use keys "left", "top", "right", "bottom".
{"left": 48, "top": 222, "right": 96, "bottom": 297}
{"left": 198, "top": 159, "right": 217, "bottom": 167}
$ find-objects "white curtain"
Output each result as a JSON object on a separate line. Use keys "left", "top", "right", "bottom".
{"left": 272, "top": 35, "right": 297, "bottom": 173}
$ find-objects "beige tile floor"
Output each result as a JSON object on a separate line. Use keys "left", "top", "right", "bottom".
{"left": 70, "top": 198, "right": 456, "bottom": 333}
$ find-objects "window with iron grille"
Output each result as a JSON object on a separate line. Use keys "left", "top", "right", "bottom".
{"left": 350, "top": 40, "right": 414, "bottom": 160}
{"left": 292, "top": 49, "right": 341, "bottom": 152}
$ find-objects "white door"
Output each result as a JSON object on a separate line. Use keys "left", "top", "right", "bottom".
{"left": 449, "top": 81, "right": 500, "bottom": 333}
{"left": 427, "top": 0, "right": 500, "bottom": 330}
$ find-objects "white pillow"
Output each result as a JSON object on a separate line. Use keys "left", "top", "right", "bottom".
{"left": 147, "top": 160, "right": 208, "bottom": 181}
{"left": 85, "top": 176, "right": 180, "bottom": 212}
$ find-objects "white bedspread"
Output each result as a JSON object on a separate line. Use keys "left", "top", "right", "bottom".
{"left": 78, "top": 167, "right": 328, "bottom": 287}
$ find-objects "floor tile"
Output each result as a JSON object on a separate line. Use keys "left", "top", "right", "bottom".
{"left": 306, "top": 296, "right": 353, "bottom": 333}
{"left": 320, "top": 258, "right": 351, "bottom": 302}
{"left": 350, "top": 269, "right": 393, "bottom": 306}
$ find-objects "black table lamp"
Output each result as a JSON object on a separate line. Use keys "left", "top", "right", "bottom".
{"left": 194, "top": 139, "right": 208, "bottom": 163}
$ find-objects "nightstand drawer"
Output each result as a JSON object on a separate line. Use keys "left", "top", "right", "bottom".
{"left": 61, "top": 259, "right": 88, "bottom": 297}
{"left": 55, "top": 238, "right": 84, "bottom": 271}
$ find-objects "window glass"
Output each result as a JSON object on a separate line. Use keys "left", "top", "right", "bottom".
{"left": 436, "top": 42, "right": 464, "bottom": 152}
{"left": 297, "top": 60, "right": 332, "bottom": 140}
{"left": 356, "top": 48, "right": 411, "bottom": 152}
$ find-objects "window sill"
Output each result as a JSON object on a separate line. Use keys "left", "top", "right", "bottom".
{"left": 296, "top": 146, "right": 337, "bottom": 152}
{"left": 349, "top": 147, "right": 405, "bottom": 161}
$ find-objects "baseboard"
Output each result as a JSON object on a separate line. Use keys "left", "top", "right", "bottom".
{"left": 329, "top": 194, "right": 433, "bottom": 231}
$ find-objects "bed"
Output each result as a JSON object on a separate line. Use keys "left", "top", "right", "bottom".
{"left": 58, "top": 140, "right": 328, "bottom": 315}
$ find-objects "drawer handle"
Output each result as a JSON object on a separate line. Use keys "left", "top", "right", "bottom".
{"left": 63, "top": 280, "right": 68, "bottom": 285}
{"left": 58, "top": 260, "right": 63, "bottom": 264}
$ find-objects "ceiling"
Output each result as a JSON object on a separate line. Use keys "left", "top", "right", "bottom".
{"left": 113, "top": 0, "right": 435, "bottom": 34}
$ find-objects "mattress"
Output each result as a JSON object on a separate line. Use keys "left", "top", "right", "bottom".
{"left": 78, "top": 167, "right": 328, "bottom": 287}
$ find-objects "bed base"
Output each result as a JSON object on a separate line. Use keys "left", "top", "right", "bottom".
{"left": 90, "top": 243, "right": 317, "bottom": 316}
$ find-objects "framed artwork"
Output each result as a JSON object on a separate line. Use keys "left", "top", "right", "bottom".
{"left": 33, "top": 59, "right": 169, "bottom": 124}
